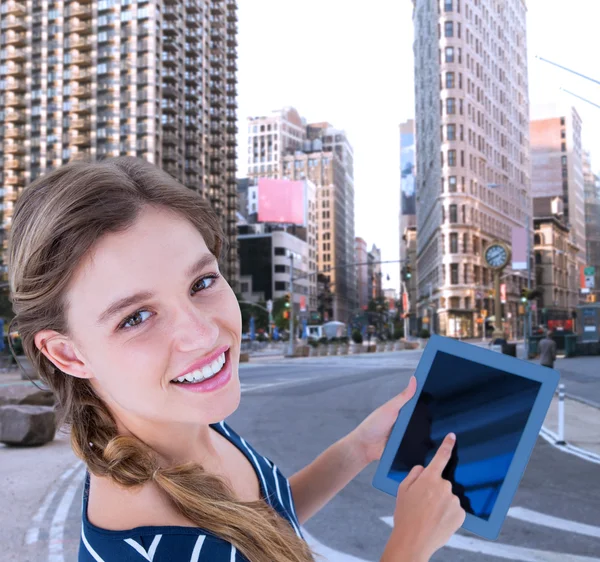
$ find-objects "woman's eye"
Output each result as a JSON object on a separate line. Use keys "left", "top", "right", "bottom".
{"left": 192, "top": 274, "right": 219, "bottom": 294}
{"left": 120, "top": 310, "right": 152, "bottom": 330}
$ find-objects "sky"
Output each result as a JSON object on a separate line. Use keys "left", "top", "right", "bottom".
{"left": 235, "top": 0, "right": 600, "bottom": 296}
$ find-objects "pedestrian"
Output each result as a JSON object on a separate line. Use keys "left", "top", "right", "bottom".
{"left": 539, "top": 329, "right": 558, "bottom": 369}
{"left": 7, "top": 158, "right": 464, "bottom": 562}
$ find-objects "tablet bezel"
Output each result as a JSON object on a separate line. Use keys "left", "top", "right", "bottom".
{"left": 372, "top": 334, "right": 560, "bottom": 540}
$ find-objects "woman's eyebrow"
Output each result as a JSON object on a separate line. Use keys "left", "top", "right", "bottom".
{"left": 96, "top": 254, "right": 217, "bottom": 325}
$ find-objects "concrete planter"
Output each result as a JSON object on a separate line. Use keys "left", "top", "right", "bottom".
{"left": 418, "top": 338, "right": 429, "bottom": 349}
{"left": 367, "top": 345, "right": 377, "bottom": 353}
{"left": 394, "top": 341, "right": 403, "bottom": 351}
{"left": 327, "top": 345, "right": 340, "bottom": 356}
{"left": 339, "top": 345, "right": 349, "bottom": 355}
{"left": 319, "top": 346, "right": 328, "bottom": 357}
{"left": 352, "top": 344, "right": 363, "bottom": 354}
{"left": 308, "top": 346, "right": 319, "bottom": 357}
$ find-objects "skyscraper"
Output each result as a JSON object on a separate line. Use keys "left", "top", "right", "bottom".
{"left": 530, "top": 109, "right": 586, "bottom": 266}
{"left": 412, "top": 0, "right": 531, "bottom": 338}
{"left": 0, "top": 0, "right": 239, "bottom": 286}
{"left": 247, "top": 108, "right": 357, "bottom": 322}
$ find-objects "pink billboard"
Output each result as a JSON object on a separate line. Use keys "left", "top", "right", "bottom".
{"left": 257, "top": 178, "right": 306, "bottom": 225}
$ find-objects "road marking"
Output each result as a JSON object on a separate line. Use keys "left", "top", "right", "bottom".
{"left": 444, "top": 534, "right": 600, "bottom": 561}
{"left": 508, "top": 507, "right": 600, "bottom": 539}
{"left": 539, "top": 426, "right": 600, "bottom": 465}
{"left": 48, "top": 465, "right": 86, "bottom": 562}
{"left": 301, "top": 527, "right": 371, "bottom": 562}
{"left": 25, "top": 460, "right": 83, "bottom": 545}
{"left": 381, "top": 515, "right": 600, "bottom": 562}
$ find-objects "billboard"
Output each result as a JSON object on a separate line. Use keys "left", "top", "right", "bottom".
{"left": 400, "top": 127, "right": 416, "bottom": 216}
{"left": 511, "top": 226, "right": 528, "bottom": 270}
{"left": 257, "top": 178, "right": 307, "bottom": 225}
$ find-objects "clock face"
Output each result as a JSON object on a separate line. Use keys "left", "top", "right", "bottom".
{"left": 485, "top": 244, "right": 508, "bottom": 269}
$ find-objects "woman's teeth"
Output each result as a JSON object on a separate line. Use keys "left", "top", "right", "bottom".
{"left": 172, "top": 352, "right": 226, "bottom": 384}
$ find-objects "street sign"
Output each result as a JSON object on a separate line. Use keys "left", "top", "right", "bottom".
{"left": 300, "top": 295, "right": 307, "bottom": 312}
{"left": 266, "top": 299, "right": 273, "bottom": 312}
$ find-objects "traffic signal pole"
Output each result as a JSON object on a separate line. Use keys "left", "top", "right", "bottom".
{"left": 288, "top": 253, "right": 295, "bottom": 357}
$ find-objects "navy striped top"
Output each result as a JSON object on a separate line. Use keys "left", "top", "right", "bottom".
{"left": 79, "top": 421, "right": 304, "bottom": 561}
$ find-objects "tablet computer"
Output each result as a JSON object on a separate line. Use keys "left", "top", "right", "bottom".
{"left": 372, "top": 335, "right": 559, "bottom": 540}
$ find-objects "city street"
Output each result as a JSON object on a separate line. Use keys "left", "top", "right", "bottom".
{"left": 2, "top": 349, "right": 599, "bottom": 562}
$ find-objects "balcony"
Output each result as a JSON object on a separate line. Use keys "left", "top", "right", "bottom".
{"left": 72, "top": 101, "right": 94, "bottom": 114}
{"left": 71, "top": 150, "right": 92, "bottom": 161}
{"left": 65, "top": 5, "right": 93, "bottom": 19}
{"left": 1, "top": 15, "right": 26, "bottom": 31}
{"left": 4, "top": 144, "right": 25, "bottom": 155}
{"left": 4, "top": 94, "right": 25, "bottom": 107}
{"left": 5, "top": 159, "right": 24, "bottom": 170}
{"left": 5, "top": 110, "right": 25, "bottom": 123}
{"left": 5, "top": 127, "right": 24, "bottom": 138}
{"left": 226, "top": 135, "right": 236, "bottom": 147}
{"left": 226, "top": 0, "right": 237, "bottom": 10}
{"left": 4, "top": 1, "right": 26, "bottom": 15}
{"left": 70, "top": 54, "right": 93, "bottom": 67}
{"left": 65, "top": 20, "right": 87, "bottom": 33}
{"left": 226, "top": 33, "right": 237, "bottom": 47}
{"left": 4, "top": 30, "right": 26, "bottom": 46}
{"left": 187, "top": 14, "right": 201, "bottom": 28}
{"left": 163, "top": 21, "right": 180, "bottom": 36}
{"left": 162, "top": 52, "right": 178, "bottom": 68}
{"left": 4, "top": 176, "right": 23, "bottom": 187}
{"left": 226, "top": 97, "right": 237, "bottom": 109}
{"left": 72, "top": 117, "right": 91, "bottom": 129}
{"left": 163, "top": 149, "right": 178, "bottom": 162}
{"left": 162, "top": 67, "right": 179, "bottom": 84}
{"left": 73, "top": 84, "right": 93, "bottom": 98}
{"left": 210, "top": 95, "right": 224, "bottom": 107}
{"left": 227, "top": 7, "right": 237, "bottom": 21}
{"left": 162, "top": 102, "right": 178, "bottom": 115}
{"left": 68, "top": 36, "right": 95, "bottom": 51}
{"left": 209, "top": 81, "right": 223, "bottom": 94}
{"left": 72, "top": 69, "right": 95, "bottom": 83}
{"left": 226, "top": 123, "right": 237, "bottom": 134}
{"left": 5, "top": 79, "right": 25, "bottom": 92}
{"left": 226, "top": 72, "right": 236, "bottom": 84}
{"left": 163, "top": 131, "right": 179, "bottom": 145}
{"left": 163, "top": 6, "right": 179, "bottom": 21}
{"left": 5, "top": 62, "right": 25, "bottom": 76}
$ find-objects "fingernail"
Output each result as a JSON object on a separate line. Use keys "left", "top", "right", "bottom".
{"left": 448, "top": 433, "right": 456, "bottom": 441}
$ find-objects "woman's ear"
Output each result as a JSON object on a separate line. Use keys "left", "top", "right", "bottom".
{"left": 34, "top": 330, "right": 93, "bottom": 380}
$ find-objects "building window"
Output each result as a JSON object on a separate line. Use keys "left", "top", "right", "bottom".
{"left": 274, "top": 281, "right": 287, "bottom": 291}
{"left": 447, "top": 124, "right": 456, "bottom": 140}
{"left": 274, "top": 247, "right": 286, "bottom": 256}
{"left": 450, "top": 233, "right": 458, "bottom": 253}
{"left": 463, "top": 233, "right": 468, "bottom": 253}
{"left": 561, "top": 155, "right": 567, "bottom": 166}
{"left": 560, "top": 117, "right": 565, "bottom": 126}
{"left": 449, "top": 204, "right": 457, "bottom": 223}
{"left": 446, "top": 72, "right": 455, "bottom": 88}
{"left": 448, "top": 150, "right": 456, "bottom": 166}
{"left": 241, "top": 283, "right": 249, "bottom": 293}
{"left": 445, "top": 47, "right": 454, "bottom": 62}
{"left": 274, "top": 265, "right": 287, "bottom": 273}
{"left": 444, "top": 21, "right": 454, "bottom": 37}
{"left": 449, "top": 175, "right": 457, "bottom": 192}
{"left": 446, "top": 98, "right": 456, "bottom": 114}
{"left": 450, "top": 263, "right": 459, "bottom": 285}
{"left": 444, "top": 0, "right": 453, "bottom": 10}
{"left": 561, "top": 142, "right": 566, "bottom": 152}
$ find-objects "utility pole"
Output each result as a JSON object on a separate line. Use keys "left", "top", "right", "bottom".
{"left": 287, "top": 253, "right": 295, "bottom": 357}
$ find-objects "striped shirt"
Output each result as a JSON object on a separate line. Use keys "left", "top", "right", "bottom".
{"left": 79, "top": 421, "right": 304, "bottom": 561}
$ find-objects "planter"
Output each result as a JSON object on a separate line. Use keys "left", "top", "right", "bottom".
{"left": 328, "top": 345, "right": 339, "bottom": 356}
{"left": 418, "top": 338, "right": 429, "bottom": 349}
{"left": 353, "top": 344, "right": 363, "bottom": 354}
{"left": 339, "top": 345, "right": 349, "bottom": 355}
{"left": 319, "top": 346, "right": 328, "bottom": 357}
{"left": 367, "top": 345, "right": 377, "bottom": 353}
{"left": 385, "top": 342, "right": 395, "bottom": 352}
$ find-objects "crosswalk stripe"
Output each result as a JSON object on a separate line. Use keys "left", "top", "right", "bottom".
{"left": 508, "top": 507, "right": 600, "bottom": 539}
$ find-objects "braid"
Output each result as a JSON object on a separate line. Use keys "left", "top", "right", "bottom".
{"left": 67, "top": 382, "right": 315, "bottom": 562}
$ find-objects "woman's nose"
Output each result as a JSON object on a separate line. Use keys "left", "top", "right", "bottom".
{"left": 169, "top": 305, "right": 219, "bottom": 352}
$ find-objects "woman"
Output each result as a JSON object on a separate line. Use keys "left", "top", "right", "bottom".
{"left": 8, "top": 158, "right": 464, "bottom": 562}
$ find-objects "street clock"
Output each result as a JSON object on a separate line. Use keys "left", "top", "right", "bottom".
{"left": 484, "top": 242, "right": 510, "bottom": 270}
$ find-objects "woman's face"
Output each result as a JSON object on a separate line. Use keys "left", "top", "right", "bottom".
{"left": 63, "top": 205, "right": 242, "bottom": 427}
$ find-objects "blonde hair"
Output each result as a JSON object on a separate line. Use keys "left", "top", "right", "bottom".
{"left": 8, "top": 157, "right": 315, "bottom": 562}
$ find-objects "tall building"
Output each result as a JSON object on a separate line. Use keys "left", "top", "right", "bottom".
{"left": 0, "top": 0, "right": 239, "bottom": 286}
{"left": 583, "top": 151, "right": 600, "bottom": 299}
{"left": 355, "top": 237, "right": 369, "bottom": 310}
{"left": 247, "top": 108, "right": 356, "bottom": 322}
{"left": 530, "top": 108, "right": 586, "bottom": 266}
{"left": 412, "top": 0, "right": 531, "bottom": 338}
{"left": 246, "top": 107, "right": 306, "bottom": 180}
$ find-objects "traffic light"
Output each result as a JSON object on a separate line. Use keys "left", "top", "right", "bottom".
{"left": 405, "top": 265, "right": 412, "bottom": 279}
{"left": 520, "top": 288, "right": 528, "bottom": 303}
{"left": 284, "top": 293, "right": 291, "bottom": 308}
{"left": 283, "top": 310, "right": 289, "bottom": 320}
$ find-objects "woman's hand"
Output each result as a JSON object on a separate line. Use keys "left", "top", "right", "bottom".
{"left": 347, "top": 376, "right": 417, "bottom": 465}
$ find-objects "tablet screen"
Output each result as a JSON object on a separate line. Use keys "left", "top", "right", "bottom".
{"left": 388, "top": 350, "right": 542, "bottom": 520}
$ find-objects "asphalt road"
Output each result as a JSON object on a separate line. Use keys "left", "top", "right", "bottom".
{"left": 5, "top": 350, "right": 600, "bottom": 562}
